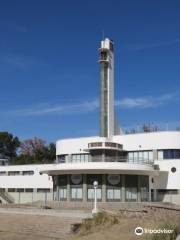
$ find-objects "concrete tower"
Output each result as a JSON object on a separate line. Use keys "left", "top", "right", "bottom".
{"left": 99, "top": 38, "right": 114, "bottom": 138}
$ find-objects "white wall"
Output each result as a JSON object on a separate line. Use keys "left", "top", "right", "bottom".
{"left": 0, "top": 164, "right": 53, "bottom": 189}
{"left": 57, "top": 131, "right": 180, "bottom": 154}
{"left": 154, "top": 160, "right": 180, "bottom": 189}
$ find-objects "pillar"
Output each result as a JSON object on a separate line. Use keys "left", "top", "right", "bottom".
{"left": 83, "top": 174, "right": 87, "bottom": 202}
{"left": 67, "top": 175, "right": 71, "bottom": 202}
{"left": 153, "top": 150, "right": 158, "bottom": 161}
{"left": 121, "top": 175, "right": 125, "bottom": 202}
{"left": 148, "top": 176, "right": 152, "bottom": 202}
{"left": 102, "top": 174, "right": 106, "bottom": 202}
{"left": 137, "top": 175, "right": 141, "bottom": 202}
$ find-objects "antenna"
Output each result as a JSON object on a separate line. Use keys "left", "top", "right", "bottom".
{"left": 102, "top": 30, "right": 105, "bottom": 40}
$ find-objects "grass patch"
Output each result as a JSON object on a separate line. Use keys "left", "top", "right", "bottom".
{"left": 78, "top": 211, "right": 120, "bottom": 235}
{"left": 148, "top": 221, "right": 180, "bottom": 240}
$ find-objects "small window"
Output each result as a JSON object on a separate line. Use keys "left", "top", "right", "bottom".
{"left": 0, "top": 171, "right": 6, "bottom": 176}
{"left": 22, "top": 171, "right": 34, "bottom": 175}
{"left": 8, "top": 171, "right": 20, "bottom": 176}
{"left": 171, "top": 167, "right": 176, "bottom": 173}
{"left": 37, "top": 188, "right": 50, "bottom": 193}
{"left": 8, "top": 188, "right": 15, "bottom": 192}
{"left": 17, "top": 188, "right": 24, "bottom": 192}
{"left": 25, "top": 188, "right": 33, "bottom": 193}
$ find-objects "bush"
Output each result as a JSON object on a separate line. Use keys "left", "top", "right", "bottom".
{"left": 150, "top": 221, "right": 180, "bottom": 240}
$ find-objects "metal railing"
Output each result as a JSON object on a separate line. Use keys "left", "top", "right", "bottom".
{"left": 0, "top": 189, "right": 14, "bottom": 203}
{"left": 66, "top": 156, "right": 153, "bottom": 165}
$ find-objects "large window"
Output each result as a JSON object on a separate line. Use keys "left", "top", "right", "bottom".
{"left": 158, "top": 150, "right": 180, "bottom": 160}
{"left": 71, "top": 154, "right": 89, "bottom": 163}
{"left": 127, "top": 151, "right": 153, "bottom": 164}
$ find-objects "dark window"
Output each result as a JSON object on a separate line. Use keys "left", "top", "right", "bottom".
{"left": 8, "top": 188, "right": 15, "bottom": 192}
{"left": 25, "top": 188, "right": 33, "bottom": 192}
{"left": 171, "top": 167, "right": 176, "bottom": 173}
{"left": 17, "top": 188, "right": 24, "bottom": 192}
{"left": 37, "top": 188, "right": 50, "bottom": 193}
{"left": 100, "top": 51, "right": 107, "bottom": 60}
{"left": 22, "top": 171, "right": 34, "bottom": 175}
{"left": 158, "top": 189, "right": 178, "bottom": 194}
{"left": 163, "top": 150, "right": 180, "bottom": 159}
{"left": 0, "top": 171, "right": 6, "bottom": 176}
{"left": 8, "top": 171, "right": 20, "bottom": 176}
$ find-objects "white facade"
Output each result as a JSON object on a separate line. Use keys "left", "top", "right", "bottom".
{"left": 0, "top": 164, "right": 53, "bottom": 189}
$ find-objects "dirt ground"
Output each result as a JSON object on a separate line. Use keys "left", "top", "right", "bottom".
{"left": 0, "top": 205, "right": 179, "bottom": 240}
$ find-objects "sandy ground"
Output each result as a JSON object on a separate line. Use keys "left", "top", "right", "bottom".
{"left": 0, "top": 208, "right": 91, "bottom": 240}
{"left": 0, "top": 205, "right": 179, "bottom": 240}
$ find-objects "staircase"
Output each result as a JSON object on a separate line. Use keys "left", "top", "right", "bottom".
{"left": 0, "top": 189, "right": 14, "bottom": 204}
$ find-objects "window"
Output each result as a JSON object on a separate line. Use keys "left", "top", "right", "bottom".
{"left": 25, "top": 188, "right": 33, "bottom": 192}
{"left": 0, "top": 171, "right": 6, "bottom": 176}
{"left": 58, "top": 155, "right": 68, "bottom": 163}
{"left": 8, "top": 171, "right": 20, "bottom": 176}
{"left": 158, "top": 151, "right": 163, "bottom": 160}
{"left": 158, "top": 189, "right": 178, "bottom": 194}
{"left": 171, "top": 167, "right": 176, "bottom": 173}
{"left": 100, "top": 51, "right": 107, "bottom": 61}
{"left": 164, "top": 150, "right": 180, "bottom": 159}
{"left": 22, "top": 171, "right": 34, "bottom": 175}
{"left": 127, "top": 151, "right": 153, "bottom": 164}
{"left": 59, "top": 188, "right": 67, "bottom": 199}
{"left": 37, "top": 188, "right": 50, "bottom": 193}
{"left": 71, "top": 154, "right": 89, "bottom": 163}
{"left": 17, "top": 188, "right": 24, "bottom": 192}
{"left": 8, "top": 188, "right": 15, "bottom": 192}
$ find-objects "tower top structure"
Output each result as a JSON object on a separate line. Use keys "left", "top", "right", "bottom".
{"left": 99, "top": 38, "right": 115, "bottom": 138}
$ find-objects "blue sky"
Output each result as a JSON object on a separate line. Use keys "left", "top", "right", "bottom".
{"left": 0, "top": 0, "right": 180, "bottom": 143}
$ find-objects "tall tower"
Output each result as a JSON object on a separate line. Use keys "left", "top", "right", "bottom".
{"left": 99, "top": 38, "right": 114, "bottom": 138}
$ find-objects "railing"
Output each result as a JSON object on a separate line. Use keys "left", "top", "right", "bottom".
{"left": 0, "top": 189, "right": 14, "bottom": 203}
{"left": 63, "top": 156, "right": 153, "bottom": 165}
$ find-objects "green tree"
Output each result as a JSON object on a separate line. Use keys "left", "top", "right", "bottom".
{"left": 0, "top": 132, "right": 20, "bottom": 160}
{"left": 12, "top": 137, "right": 56, "bottom": 165}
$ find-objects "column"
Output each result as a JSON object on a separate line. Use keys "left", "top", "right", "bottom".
{"left": 83, "top": 174, "right": 87, "bottom": 202}
{"left": 67, "top": 175, "right": 71, "bottom": 202}
{"left": 102, "top": 174, "right": 106, "bottom": 202}
{"left": 149, "top": 176, "right": 152, "bottom": 202}
{"left": 153, "top": 150, "right": 158, "bottom": 160}
{"left": 137, "top": 175, "right": 141, "bottom": 202}
{"left": 121, "top": 175, "right": 125, "bottom": 202}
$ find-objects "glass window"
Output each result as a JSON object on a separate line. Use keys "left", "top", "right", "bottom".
{"left": 88, "top": 188, "right": 102, "bottom": 200}
{"left": 134, "top": 152, "right": 138, "bottom": 162}
{"left": 25, "top": 188, "right": 33, "bottom": 192}
{"left": 71, "top": 188, "right": 82, "bottom": 199}
{"left": 143, "top": 151, "right": 148, "bottom": 161}
{"left": 158, "top": 151, "right": 163, "bottom": 160}
{"left": 138, "top": 152, "right": 143, "bottom": 161}
{"left": 0, "top": 171, "right": 6, "bottom": 176}
{"left": 8, "top": 171, "right": 20, "bottom": 176}
{"left": 149, "top": 151, "right": 153, "bottom": 161}
{"left": 128, "top": 152, "right": 134, "bottom": 162}
{"left": 107, "top": 189, "right": 121, "bottom": 200}
{"left": 59, "top": 188, "right": 67, "bottom": 199}
{"left": 22, "top": 171, "right": 34, "bottom": 175}
{"left": 37, "top": 188, "right": 50, "bottom": 193}
{"left": 17, "top": 188, "right": 24, "bottom": 192}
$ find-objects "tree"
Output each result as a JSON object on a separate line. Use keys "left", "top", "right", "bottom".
{"left": 0, "top": 132, "right": 20, "bottom": 160}
{"left": 12, "top": 137, "right": 56, "bottom": 165}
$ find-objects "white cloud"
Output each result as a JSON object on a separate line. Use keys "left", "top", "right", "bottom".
{"left": 116, "top": 92, "right": 178, "bottom": 109}
{"left": 9, "top": 99, "right": 99, "bottom": 116}
{"left": 5, "top": 92, "right": 179, "bottom": 117}
{"left": 129, "top": 39, "right": 180, "bottom": 51}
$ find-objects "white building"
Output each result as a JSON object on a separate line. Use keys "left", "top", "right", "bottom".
{"left": 0, "top": 38, "right": 180, "bottom": 204}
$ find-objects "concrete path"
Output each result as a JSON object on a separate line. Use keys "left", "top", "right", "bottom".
{"left": 0, "top": 207, "right": 92, "bottom": 219}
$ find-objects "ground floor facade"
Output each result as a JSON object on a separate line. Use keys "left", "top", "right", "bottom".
{"left": 53, "top": 174, "right": 150, "bottom": 202}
